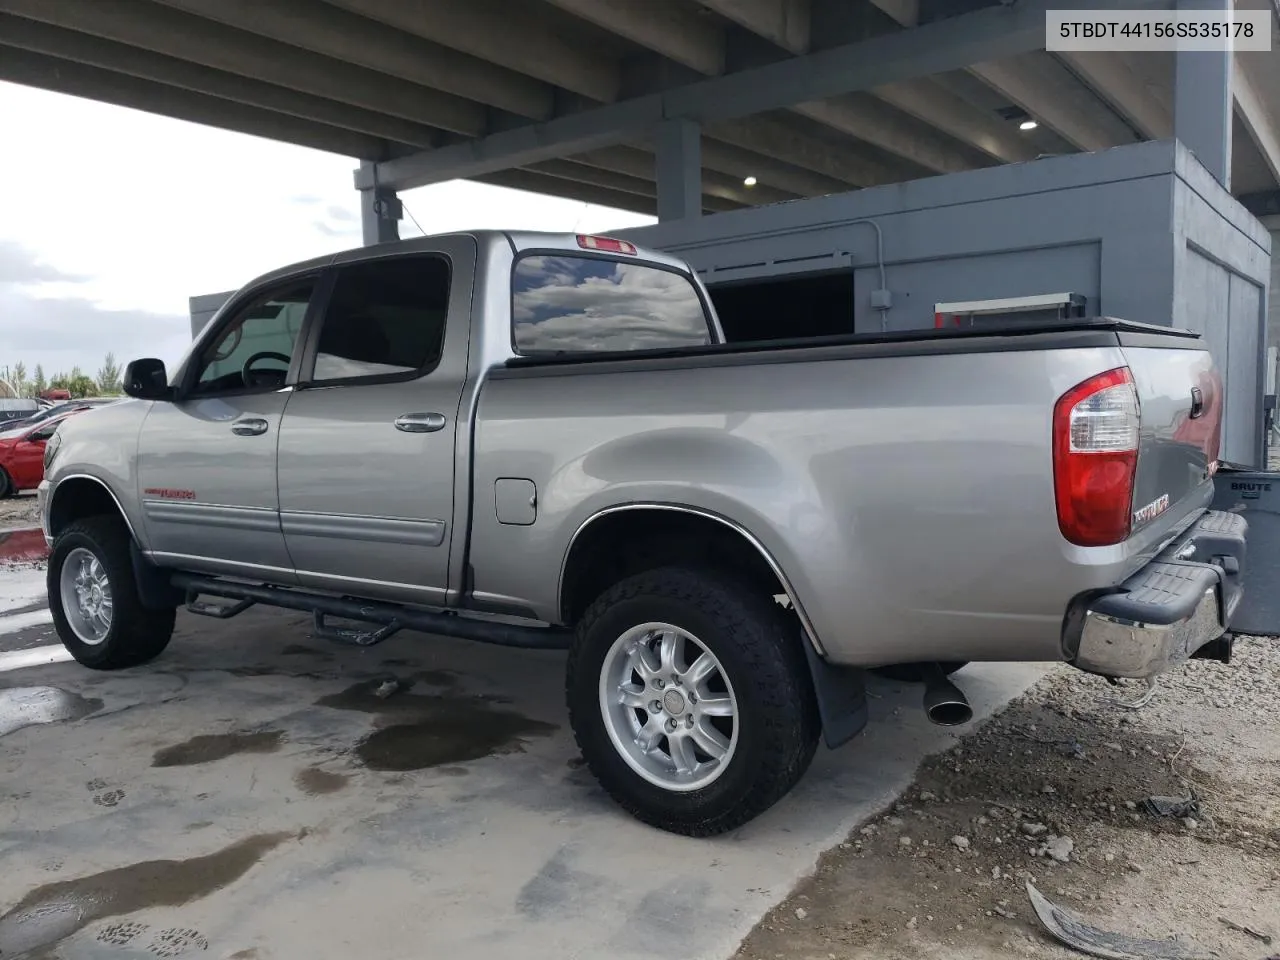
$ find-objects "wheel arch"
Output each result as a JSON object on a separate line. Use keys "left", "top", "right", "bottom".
{"left": 557, "top": 503, "right": 825, "bottom": 656}
{"left": 47, "top": 474, "right": 141, "bottom": 543}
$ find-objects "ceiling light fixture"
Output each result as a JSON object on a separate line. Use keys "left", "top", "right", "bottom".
{"left": 1019, "top": 119, "right": 1039, "bottom": 131}
{"left": 743, "top": 176, "right": 757, "bottom": 187}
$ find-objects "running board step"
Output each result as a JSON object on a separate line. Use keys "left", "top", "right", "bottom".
{"left": 169, "top": 573, "right": 571, "bottom": 650}
{"left": 186, "top": 596, "right": 255, "bottom": 620}
{"left": 311, "top": 611, "right": 403, "bottom": 647}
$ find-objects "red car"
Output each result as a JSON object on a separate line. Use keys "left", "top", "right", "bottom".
{"left": 0, "top": 409, "right": 84, "bottom": 498}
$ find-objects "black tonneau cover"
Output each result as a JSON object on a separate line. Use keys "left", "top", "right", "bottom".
{"left": 504, "top": 316, "right": 1202, "bottom": 369}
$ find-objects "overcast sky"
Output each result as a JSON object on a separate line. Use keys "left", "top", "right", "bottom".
{"left": 0, "top": 81, "right": 654, "bottom": 381}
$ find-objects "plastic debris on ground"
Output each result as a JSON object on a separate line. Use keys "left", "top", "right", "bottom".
{"left": 1025, "top": 881, "right": 1215, "bottom": 960}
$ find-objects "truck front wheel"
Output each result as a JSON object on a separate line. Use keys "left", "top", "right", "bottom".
{"left": 48, "top": 517, "right": 176, "bottom": 670}
{"left": 566, "top": 566, "right": 820, "bottom": 836}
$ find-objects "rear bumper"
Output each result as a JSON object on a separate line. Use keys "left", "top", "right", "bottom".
{"left": 1068, "top": 509, "right": 1245, "bottom": 680}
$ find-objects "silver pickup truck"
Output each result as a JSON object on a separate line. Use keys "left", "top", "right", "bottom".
{"left": 39, "top": 231, "right": 1265, "bottom": 835}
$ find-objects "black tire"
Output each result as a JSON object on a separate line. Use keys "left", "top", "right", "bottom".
{"left": 0, "top": 468, "right": 12, "bottom": 498}
{"left": 567, "top": 566, "right": 820, "bottom": 836}
{"left": 872, "top": 661, "right": 968, "bottom": 683}
{"left": 48, "top": 516, "right": 176, "bottom": 670}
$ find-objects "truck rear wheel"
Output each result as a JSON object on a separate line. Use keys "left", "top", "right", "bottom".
{"left": 48, "top": 517, "right": 176, "bottom": 670}
{"left": 567, "top": 566, "right": 819, "bottom": 836}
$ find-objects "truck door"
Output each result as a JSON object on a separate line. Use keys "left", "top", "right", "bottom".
{"left": 275, "top": 239, "right": 475, "bottom": 606}
{"left": 136, "top": 276, "right": 318, "bottom": 579}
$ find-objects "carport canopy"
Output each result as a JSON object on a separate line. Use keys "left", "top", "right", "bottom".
{"left": 0, "top": 0, "right": 1277, "bottom": 241}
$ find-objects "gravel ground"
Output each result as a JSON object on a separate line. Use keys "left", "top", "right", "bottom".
{"left": 735, "top": 638, "right": 1280, "bottom": 960}
{"left": 0, "top": 493, "right": 39, "bottom": 530}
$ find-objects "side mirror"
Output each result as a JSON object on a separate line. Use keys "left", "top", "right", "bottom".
{"left": 123, "top": 358, "right": 173, "bottom": 400}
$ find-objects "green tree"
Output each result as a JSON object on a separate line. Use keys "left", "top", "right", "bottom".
{"left": 96, "top": 352, "right": 122, "bottom": 395}
{"left": 32, "top": 364, "right": 47, "bottom": 396}
{"left": 49, "top": 372, "right": 69, "bottom": 390}
{"left": 68, "top": 374, "right": 97, "bottom": 398}
{"left": 12, "top": 362, "right": 27, "bottom": 398}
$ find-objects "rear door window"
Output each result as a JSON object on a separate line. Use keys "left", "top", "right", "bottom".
{"left": 308, "top": 255, "right": 450, "bottom": 384}
{"left": 512, "top": 254, "right": 711, "bottom": 354}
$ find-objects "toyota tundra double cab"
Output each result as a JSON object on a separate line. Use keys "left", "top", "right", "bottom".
{"left": 38, "top": 231, "right": 1275, "bottom": 835}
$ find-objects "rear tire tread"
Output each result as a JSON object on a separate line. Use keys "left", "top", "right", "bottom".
{"left": 567, "top": 566, "right": 819, "bottom": 837}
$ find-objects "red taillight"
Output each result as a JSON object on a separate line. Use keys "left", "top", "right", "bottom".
{"left": 1053, "top": 367, "right": 1140, "bottom": 547}
{"left": 577, "top": 235, "right": 636, "bottom": 255}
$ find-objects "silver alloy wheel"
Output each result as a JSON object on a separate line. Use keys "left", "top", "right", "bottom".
{"left": 59, "top": 546, "right": 113, "bottom": 646}
{"left": 598, "top": 621, "right": 739, "bottom": 792}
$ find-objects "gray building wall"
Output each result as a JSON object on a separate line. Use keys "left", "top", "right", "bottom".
{"left": 188, "top": 291, "right": 235, "bottom": 338}
{"left": 620, "top": 140, "right": 1273, "bottom": 466}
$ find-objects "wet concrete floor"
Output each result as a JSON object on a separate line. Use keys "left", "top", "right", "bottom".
{"left": 0, "top": 685, "right": 101, "bottom": 737}
{"left": 0, "top": 577, "right": 1047, "bottom": 960}
{"left": 0, "top": 834, "right": 292, "bottom": 956}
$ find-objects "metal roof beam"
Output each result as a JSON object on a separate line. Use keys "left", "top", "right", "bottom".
{"left": 795, "top": 96, "right": 991, "bottom": 174}
{"left": 1056, "top": 51, "right": 1174, "bottom": 139}
{"left": 540, "top": 0, "right": 994, "bottom": 177}
{"left": 544, "top": 0, "right": 725, "bottom": 76}
{"left": 323, "top": 0, "right": 620, "bottom": 102}
{"left": 697, "top": 138, "right": 853, "bottom": 197}
{"left": 473, "top": 169, "right": 658, "bottom": 216}
{"left": 149, "top": 0, "right": 554, "bottom": 119}
{"left": 366, "top": 0, "right": 1120, "bottom": 191}
{"left": 866, "top": 0, "right": 1145, "bottom": 152}
{"left": 0, "top": 0, "right": 488, "bottom": 136}
{"left": 1234, "top": 54, "right": 1280, "bottom": 186}
{"left": 542, "top": 0, "right": 970, "bottom": 185}
{"left": 707, "top": 116, "right": 897, "bottom": 187}
{"left": 694, "top": 0, "right": 812, "bottom": 54}
{"left": 970, "top": 53, "right": 1140, "bottom": 151}
{"left": 570, "top": 145, "right": 798, "bottom": 206}
{"left": 871, "top": 77, "right": 1040, "bottom": 164}
{"left": 0, "top": 15, "right": 442, "bottom": 148}
{"left": 0, "top": 46, "right": 390, "bottom": 158}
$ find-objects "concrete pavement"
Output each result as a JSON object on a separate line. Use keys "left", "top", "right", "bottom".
{"left": 0, "top": 562, "right": 1048, "bottom": 959}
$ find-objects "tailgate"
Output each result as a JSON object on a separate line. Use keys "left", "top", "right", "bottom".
{"left": 1121, "top": 344, "right": 1221, "bottom": 535}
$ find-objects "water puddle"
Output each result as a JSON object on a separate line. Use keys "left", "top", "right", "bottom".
{"left": 316, "top": 679, "right": 556, "bottom": 772}
{"left": 152, "top": 730, "right": 284, "bottom": 767}
{"left": 0, "top": 686, "right": 102, "bottom": 738}
{"left": 0, "top": 833, "right": 291, "bottom": 957}
{"left": 293, "top": 766, "right": 350, "bottom": 796}
{"left": 0, "top": 528, "right": 49, "bottom": 565}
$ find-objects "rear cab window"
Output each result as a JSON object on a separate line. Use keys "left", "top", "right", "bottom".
{"left": 512, "top": 254, "right": 712, "bottom": 354}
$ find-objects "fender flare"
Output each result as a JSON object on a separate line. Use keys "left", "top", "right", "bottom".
{"left": 558, "top": 502, "right": 826, "bottom": 656}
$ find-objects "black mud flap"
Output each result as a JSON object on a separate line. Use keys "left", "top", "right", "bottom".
{"left": 1211, "top": 465, "right": 1280, "bottom": 637}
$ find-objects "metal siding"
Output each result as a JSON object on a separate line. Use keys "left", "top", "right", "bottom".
{"left": 1225, "top": 273, "right": 1263, "bottom": 464}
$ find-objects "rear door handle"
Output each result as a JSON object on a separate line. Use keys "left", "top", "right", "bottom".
{"left": 231, "top": 418, "right": 269, "bottom": 436}
{"left": 394, "top": 412, "right": 446, "bottom": 433}
{"left": 1189, "top": 387, "right": 1205, "bottom": 420}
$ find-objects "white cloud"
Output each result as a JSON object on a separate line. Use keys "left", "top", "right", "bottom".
{"left": 513, "top": 257, "right": 709, "bottom": 352}
{"left": 0, "top": 80, "right": 655, "bottom": 374}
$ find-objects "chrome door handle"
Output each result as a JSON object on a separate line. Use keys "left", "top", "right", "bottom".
{"left": 394, "top": 412, "right": 446, "bottom": 433}
{"left": 231, "top": 418, "right": 269, "bottom": 436}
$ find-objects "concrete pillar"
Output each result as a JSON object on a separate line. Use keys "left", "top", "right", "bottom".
{"left": 655, "top": 119, "right": 702, "bottom": 222}
{"left": 359, "top": 160, "right": 402, "bottom": 245}
{"left": 1174, "top": 0, "right": 1232, "bottom": 189}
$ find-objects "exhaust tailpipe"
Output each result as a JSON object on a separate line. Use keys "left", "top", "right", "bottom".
{"left": 921, "top": 663, "right": 973, "bottom": 726}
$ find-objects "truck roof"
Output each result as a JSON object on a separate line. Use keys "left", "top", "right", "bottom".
{"left": 237, "top": 230, "right": 692, "bottom": 298}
